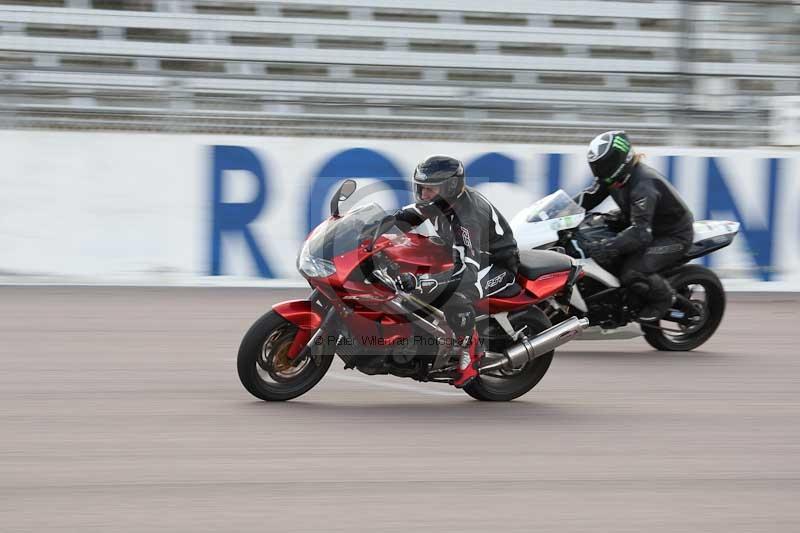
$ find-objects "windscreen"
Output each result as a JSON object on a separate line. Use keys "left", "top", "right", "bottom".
{"left": 305, "top": 203, "right": 389, "bottom": 260}
{"left": 526, "top": 190, "right": 585, "bottom": 222}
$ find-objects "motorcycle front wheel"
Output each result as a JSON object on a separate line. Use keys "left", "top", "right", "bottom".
{"left": 237, "top": 310, "right": 334, "bottom": 401}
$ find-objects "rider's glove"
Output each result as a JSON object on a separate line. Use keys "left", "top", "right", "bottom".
{"left": 395, "top": 272, "right": 418, "bottom": 292}
{"left": 584, "top": 239, "right": 619, "bottom": 264}
{"left": 601, "top": 210, "right": 626, "bottom": 232}
{"left": 584, "top": 239, "right": 605, "bottom": 256}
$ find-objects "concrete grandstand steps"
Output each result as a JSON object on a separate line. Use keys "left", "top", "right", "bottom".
{"left": 0, "top": 0, "right": 796, "bottom": 145}
{"left": 0, "top": 6, "right": 787, "bottom": 59}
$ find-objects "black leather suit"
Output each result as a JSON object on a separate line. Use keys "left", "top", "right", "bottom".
{"left": 394, "top": 186, "right": 520, "bottom": 336}
{"left": 574, "top": 162, "right": 695, "bottom": 310}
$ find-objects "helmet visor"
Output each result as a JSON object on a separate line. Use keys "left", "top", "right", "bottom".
{"left": 414, "top": 182, "right": 443, "bottom": 203}
{"left": 590, "top": 157, "right": 620, "bottom": 183}
{"left": 590, "top": 150, "right": 631, "bottom": 185}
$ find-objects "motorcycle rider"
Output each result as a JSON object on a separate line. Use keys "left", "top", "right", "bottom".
{"left": 391, "top": 155, "right": 520, "bottom": 387}
{"left": 573, "top": 131, "right": 695, "bottom": 322}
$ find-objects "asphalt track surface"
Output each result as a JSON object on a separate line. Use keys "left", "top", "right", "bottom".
{"left": 1, "top": 287, "right": 799, "bottom": 532}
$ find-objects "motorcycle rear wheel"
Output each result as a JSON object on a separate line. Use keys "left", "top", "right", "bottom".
{"left": 237, "top": 310, "right": 334, "bottom": 401}
{"left": 464, "top": 307, "right": 554, "bottom": 402}
{"left": 642, "top": 265, "right": 725, "bottom": 351}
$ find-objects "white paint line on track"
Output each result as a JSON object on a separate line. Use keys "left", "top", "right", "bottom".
{"left": 326, "top": 372, "right": 464, "bottom": 397}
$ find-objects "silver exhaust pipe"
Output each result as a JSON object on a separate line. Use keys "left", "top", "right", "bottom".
{"left": 480, "top": 317, "right": 590, "bottom": 372}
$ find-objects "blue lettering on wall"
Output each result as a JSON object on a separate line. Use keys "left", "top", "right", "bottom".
{"left": 205, "top": 145, "right": 792, "bottom": 281}
{"left": 465, "top": 152, "right": 518, "bottom": 187}
{"left": 306, "top": 148, "right": 409, "bottom": 235}
{"left": 210, "top": 145, "right": 274, "bottom": 277}
{"left": 546, "top": 153, "right": 563, "bottom": 194}
{"left": 546, "top": 152, "right": 596, "bottom": 196}
{"left": 665, "top": 155, "right": 677, "bottom": 185}
{"left": 704, "top": 157, "right": 779, "bottom": 281}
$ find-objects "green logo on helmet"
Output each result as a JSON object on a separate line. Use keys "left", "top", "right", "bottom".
{"left": 612, "top": 136, "right": 630, "bottom": 152}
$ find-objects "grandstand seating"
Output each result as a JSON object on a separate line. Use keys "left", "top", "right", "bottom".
{"left": 0, "top": 0, "right": 797, "bottom": 145}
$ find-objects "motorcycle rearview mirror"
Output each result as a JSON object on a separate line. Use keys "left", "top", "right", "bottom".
{"left": 330, "top": 179, "right": 357, "bottom": 218}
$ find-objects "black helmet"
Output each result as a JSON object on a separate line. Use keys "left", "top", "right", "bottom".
{"left": 413, "top": 155, "right": 465, "bottom": 209}
{"left": 587, "top": 131, "right": 635, "bottom": 188}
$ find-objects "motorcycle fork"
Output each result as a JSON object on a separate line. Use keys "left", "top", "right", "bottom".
{"left": 288, "top": 305, "right": 337, "bottom": 363}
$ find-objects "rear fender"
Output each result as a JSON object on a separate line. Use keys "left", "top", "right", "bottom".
{"left": 685, "top": 235, "right": 736, "bottom": 260}
{"left": 687, "top": 220, "right": 739, "bottom": 260}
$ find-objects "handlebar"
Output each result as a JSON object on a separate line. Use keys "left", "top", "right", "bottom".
{"left": 371, "top": 266, "right": 446, "bottom": 321}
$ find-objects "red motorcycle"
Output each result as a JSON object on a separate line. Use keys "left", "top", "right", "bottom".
{"left": 237, "top": 180, "right": 589, "bottom": 402}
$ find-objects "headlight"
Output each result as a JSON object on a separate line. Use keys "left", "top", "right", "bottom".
{"left": 297, "top": 244, "right": 336, "bottom": 278}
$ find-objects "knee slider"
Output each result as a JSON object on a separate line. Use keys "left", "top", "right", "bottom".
{"left": 443, "top": 292, "right": 475, "bottom": 337}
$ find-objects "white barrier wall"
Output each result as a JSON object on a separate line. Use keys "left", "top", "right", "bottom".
{"left": 1, "top": 131, "right": 798, "bottom": 283}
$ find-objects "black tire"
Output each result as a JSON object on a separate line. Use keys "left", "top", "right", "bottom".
{"left": 643, "top": 265, "right": 725, "bottom": 351}
{"left": 464, "top": 307, "right": 554, "bottom": 402}
{"left": 237, "top": 310, "right": 334, "bottom": 401}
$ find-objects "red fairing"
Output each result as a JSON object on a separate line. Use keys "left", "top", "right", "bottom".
{"left": 307, "top": 233, "right": 452, "bottom": 301}
{"left": 524, "top": 271, "right": 571, "bottom": 299}
{"left": 382, "top": 233, "right": 453, "bottom": 273}
{"left": 334, "top": 233, "right": 451, "bottom": 283}
{"left": 342, "top": 310, "right": 414, "bottom": 345}
{"left": 273, "top": 300, "right": 323, "bottom": 330}
{"left": 476, "top": 270, "right": 574, "bottom": 313}
{"left": 475, "top": 291, "right": 538, "bottom": 314}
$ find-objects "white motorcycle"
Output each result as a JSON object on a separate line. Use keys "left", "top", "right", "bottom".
{"left": 510, "top": 190, "right": 740, "bottom": 351}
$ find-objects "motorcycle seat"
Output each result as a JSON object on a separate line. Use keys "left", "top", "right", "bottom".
{"left": 518, "top": 250, "right": 573, "bottom": 280}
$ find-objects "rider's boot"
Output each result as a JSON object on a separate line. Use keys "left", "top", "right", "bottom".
{"left": 638, "top": 274, "right": 675, "bottom": 323}
{"left": 451, "top": 332, "right": 481, "bottom": 389}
